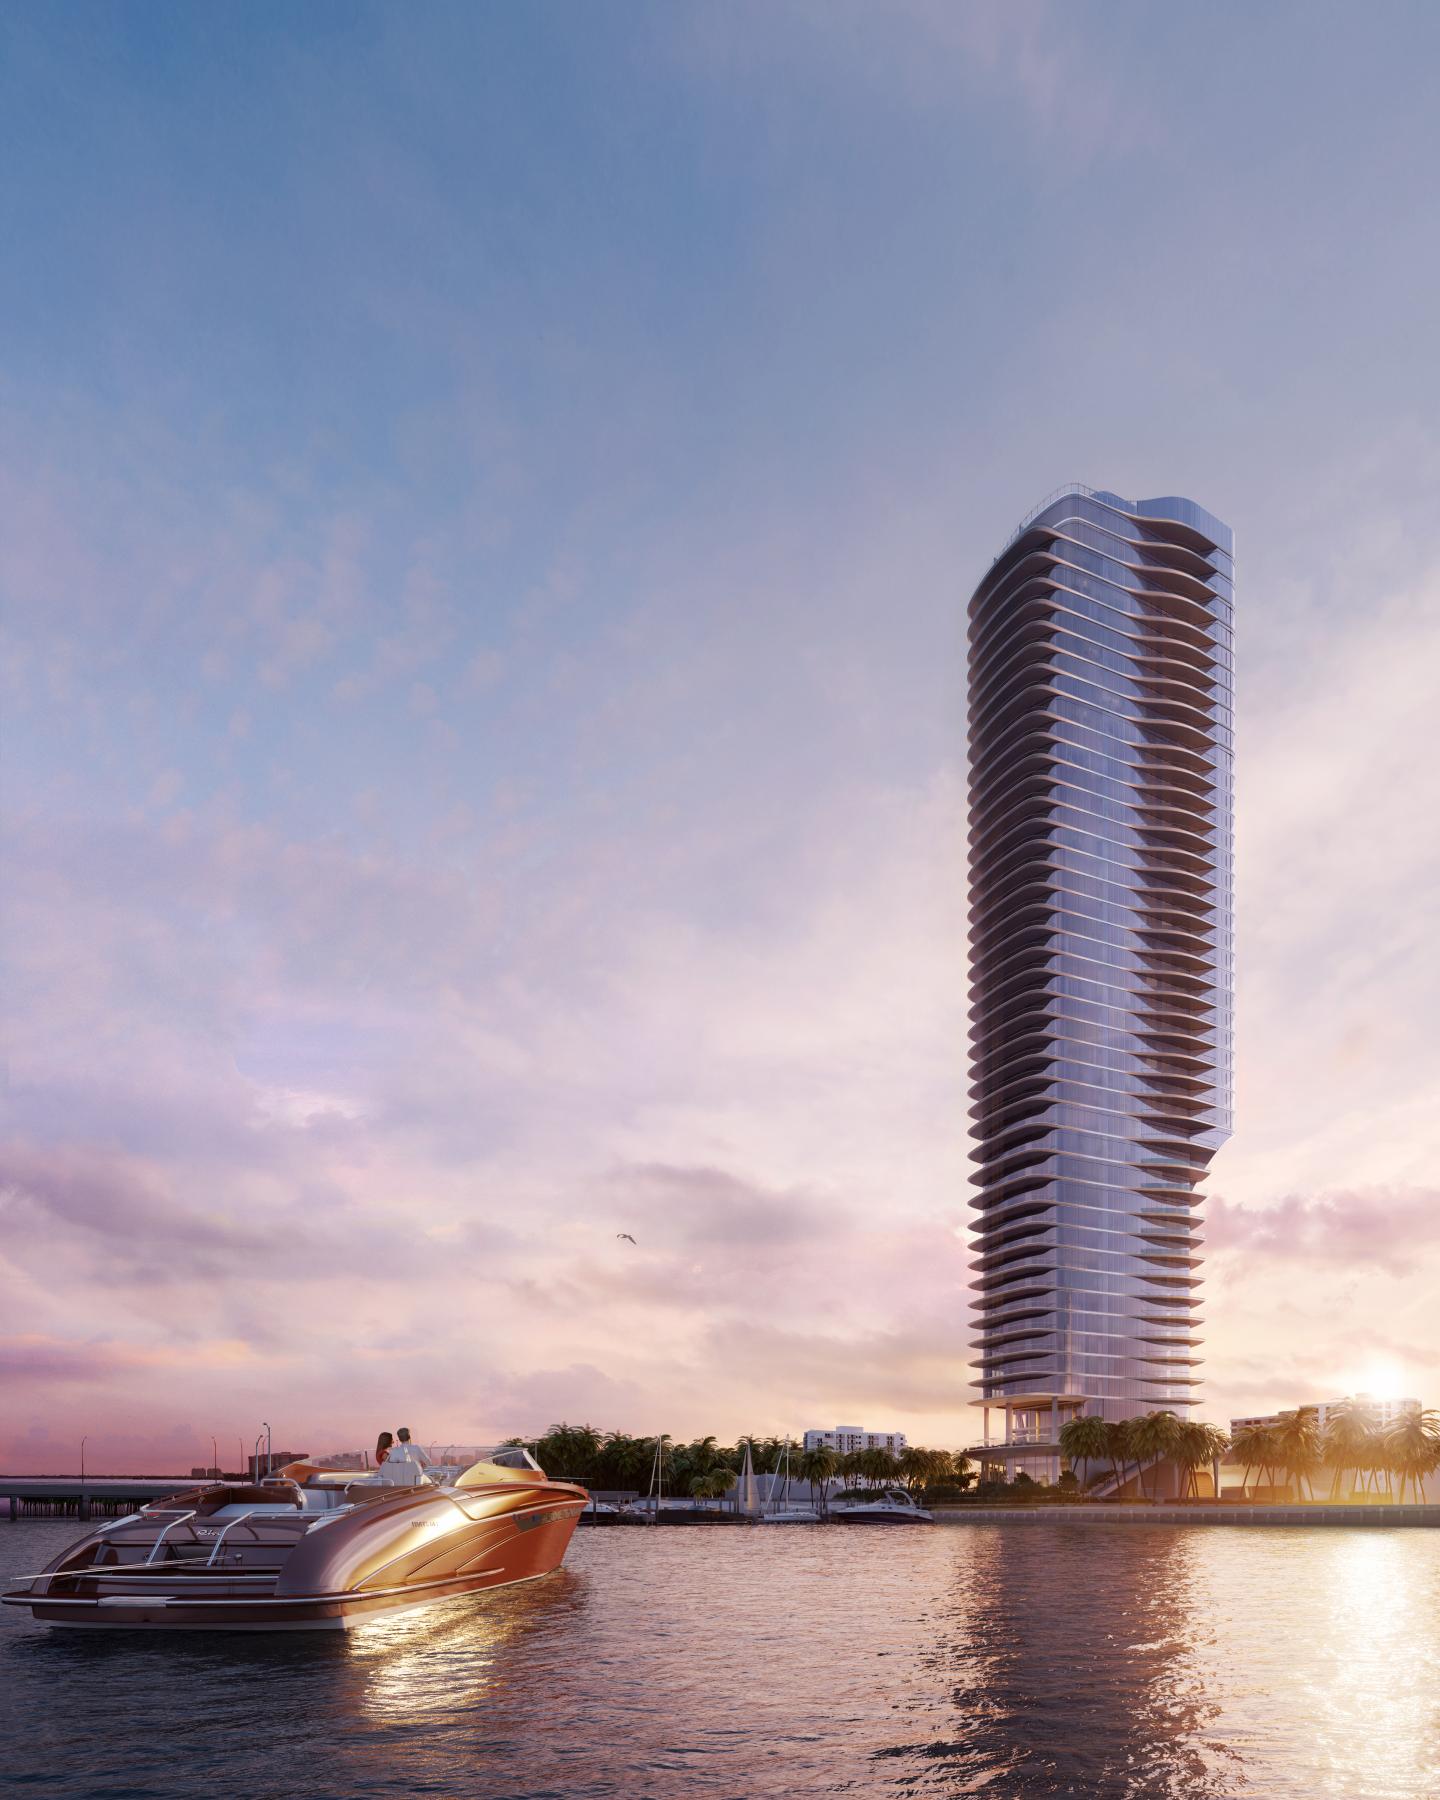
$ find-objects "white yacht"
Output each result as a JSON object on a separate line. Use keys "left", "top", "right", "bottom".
{"left": 829, "top": 1487, "right": 933, "bottom": 1525}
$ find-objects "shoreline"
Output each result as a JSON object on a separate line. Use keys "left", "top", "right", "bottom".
{"left": 933, "top": 1503, "right": 1440, "bottom": 1527}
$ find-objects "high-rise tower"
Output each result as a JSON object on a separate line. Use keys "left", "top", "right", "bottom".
{"left": 966, "top": 487, "right": 1233, "bottom": 1479}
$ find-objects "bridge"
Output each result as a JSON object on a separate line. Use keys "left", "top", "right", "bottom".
{"left": 2, "top": 1477, "right": 192, "bottom": 1521}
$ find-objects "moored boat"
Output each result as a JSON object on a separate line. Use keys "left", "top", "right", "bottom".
{"left": 829, "top": 1487, "right": 933, "bottom": 1525}
{"left": 1, "top": 1449, "right": 587, "bottom": 1631}
{"left": 758, "top": 1441, "right": 821, "bottom": 1523}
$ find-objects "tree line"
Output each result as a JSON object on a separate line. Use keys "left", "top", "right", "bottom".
{"left": 1057, "top": 1403, "right": 1440, "bottom": 1502}
{"left": 1056, "top": 1412, "right": 1229, "bottom": 1499}
{"left": 513, "top": 1425, "right": 972, "bottom": 1505}
{"left": 519, "top": 1404, "right": 1440, "bottom": 1507}
{"left": 1227, "top": 1404, "right": 1440, "bottom": 1502}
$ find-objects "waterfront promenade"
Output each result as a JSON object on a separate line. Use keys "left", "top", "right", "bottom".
{"left": 935, "top": 1503, "right": 1440, "bottom": 1527}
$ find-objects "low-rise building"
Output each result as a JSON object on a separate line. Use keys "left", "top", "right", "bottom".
{"left": 803, "top": 1426, "right": 907, "bottom": 1458}
{"left": 1229, "top": 1393, "right": 1421, "bottom": 1438}
{"left": 247, "top": 1450, "right": 308, "bottom": 1480}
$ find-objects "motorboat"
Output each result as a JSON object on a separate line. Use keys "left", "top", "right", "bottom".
{"left": 829, "top": 1487, "right": 933, "bottom": 1525}
{"left": 1, "top": 1449, "right": 587, "bottom": 1631}
{"left": 758, "top": 1506, "right": 822, "bottom": 1525}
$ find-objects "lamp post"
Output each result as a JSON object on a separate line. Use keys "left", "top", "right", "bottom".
{"left": 80, "top": 1435, "right": 88, "bottom": 1482}
{"left": 211, "top": 1436, "right": 219, "bottom": 1482}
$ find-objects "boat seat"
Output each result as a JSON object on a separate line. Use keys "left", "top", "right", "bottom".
{"left": 208, "top": 1502, "right": 311, "bottom": 1519}
{"left": 376, "top": 1459, "right": 427, "bottom": 1487}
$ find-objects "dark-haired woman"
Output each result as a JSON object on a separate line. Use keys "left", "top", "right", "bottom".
{"left": 375, "top": 1431, "right": 394, "bottom": 1468}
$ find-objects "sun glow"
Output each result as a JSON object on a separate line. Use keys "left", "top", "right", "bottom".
{"left": 1352, "top": 1362, "right": 1408, "bottom": 1402}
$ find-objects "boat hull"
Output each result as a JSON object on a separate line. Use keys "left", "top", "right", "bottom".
{"left": 831, "top": 1511, "right": 933, "bottom": 1525}
{"left": 17, "top": 1566, "right": 560, "bottom": 1631}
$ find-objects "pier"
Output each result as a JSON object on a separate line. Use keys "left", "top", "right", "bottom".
{"left": 2, "top": 1478, "right": 190, "bottom": 1522}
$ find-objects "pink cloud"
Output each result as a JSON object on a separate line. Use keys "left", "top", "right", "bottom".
{"left": 1208, "top": 1188, "right": 1440, "bottom": 1279}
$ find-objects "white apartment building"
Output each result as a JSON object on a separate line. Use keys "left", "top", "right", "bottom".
{"left": 803, "top": 1426, "right": 907, "bottom": 1458}
{"left": 1229, "top": 1393, "right": 1421, "bottom": 1437}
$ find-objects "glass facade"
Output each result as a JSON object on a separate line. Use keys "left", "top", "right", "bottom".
{"left": 967, "top": 486, "right": 1233, "bottom": 1425}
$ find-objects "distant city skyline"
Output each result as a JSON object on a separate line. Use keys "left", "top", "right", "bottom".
{"left": 4, "top": 3, "right": 1440, "bottom": 1474}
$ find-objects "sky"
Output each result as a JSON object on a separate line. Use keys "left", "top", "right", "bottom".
{"left": 3, "top": 1, "right": 1440, "bottom": 1474}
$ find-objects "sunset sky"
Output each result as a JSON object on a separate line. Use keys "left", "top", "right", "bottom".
{"left": 4, "top": 2, "right": 1440, "bottom": 1473}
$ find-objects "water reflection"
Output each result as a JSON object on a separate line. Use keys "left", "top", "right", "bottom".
{"left": 354, "top": 1568, "right": 584, "bottom": 1723}
{"left": 885, "top": 1525, "right": 1237, "bottom": 1795}
{"left": 5, "top": 1519, "right": 1440, "bottom": 1797}
{"left": 892, "top": 1526, "right": 1440, "bottom": 1800}
{"left": 1315, "top": 1534, "right": 1440, "bottom": 1794}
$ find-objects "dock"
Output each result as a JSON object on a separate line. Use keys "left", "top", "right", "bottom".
{"left": 2, "top": 1478, "right": 191, "bottom": 1522}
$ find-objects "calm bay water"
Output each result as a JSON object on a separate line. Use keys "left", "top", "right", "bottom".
{"left": 4, "top": 1516, "right": 1440, "bottom": 1797}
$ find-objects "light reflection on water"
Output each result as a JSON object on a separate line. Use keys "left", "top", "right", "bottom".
{"left": 4, "top": 1519, "right": 1440, "bottom": 1797}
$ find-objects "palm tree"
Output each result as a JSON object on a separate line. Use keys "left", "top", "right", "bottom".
{"left": 540, "top": 1423, "right": 602, "bottom": 1479}
{"left": 797, "top": 1445, "right": 839, "bottom": 1514}
{"left": 1104, "top": 1419, "right": 1134, "bottom": 1494}
{"left": 1385, "top": 1409, "right": 1440, "bottom": 1504}
{"left": 1059, "top": 1414, "right": 1110, "bottom": 1491}
{"left": 923, "top": 1447, "right": 961, "bottom": 1491}
{"left": 1130, "top": 1410, "right": 1182, "bottom": 1501}
{"left": 687, "top": 1435, "right": 721, "bottom": 1477}
{"left": 690, "top": 1467, "right": 738, "bottom": 1509}
{"left": 736, "top": 1435, "right": 784, "bottom": 1476}
{"left": 1357, "top": 1411, "right": 1390, "bottom": 1498}
{"left": 857, "top": 1448, "right": 896, "bottom": 1488}
{"left": 1228, "top": 1424, "right": 1274, "bottom": 1499}
{"left": 1171, "top": 1422, "right": 1231, "bottom": 1499}
{"left": 839, "top": 1450, "right": 866, "bottom": 1489}
{"left": 896, "top": 1447, "right": 957, "bottom": 1499}
{"left": 601, "top": 1431, "right": 651, "bottom": 1490}
{"left": 1202, "top": 1424, "right": 1231, "bottom": 1498}
{"left": 1322, "top": 1402, "right": 1377, "bottom": 1500}
{"left": 1270, "top": 1411, "right": 1320, "bottom": 1501}
{"left": 1171, "top": 1420, "right": 1208, "bottom": 1499}
{"left": 897, "top": 1447, "right": 926, "bottom": 1494}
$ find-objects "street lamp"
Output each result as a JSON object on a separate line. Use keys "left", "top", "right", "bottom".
{"left": 80, "top": 1435, "right": 88, "bottom": 1483}
{"left": 211, "top": 1436, "right": 218, "bottom": 1481}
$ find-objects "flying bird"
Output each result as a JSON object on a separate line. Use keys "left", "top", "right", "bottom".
{"left": 616, "top": 1232, "right": 637, "bottom": 1245}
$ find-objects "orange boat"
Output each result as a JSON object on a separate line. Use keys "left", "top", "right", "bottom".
{"left": 1, "top": 1450, "right": 586, "bottom": 1631}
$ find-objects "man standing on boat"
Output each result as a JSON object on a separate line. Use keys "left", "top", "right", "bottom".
{"left": 388, "top": 1427, "right": 431, "bottom": 1470}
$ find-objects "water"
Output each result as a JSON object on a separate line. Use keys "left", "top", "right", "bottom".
{"left": 4, "top": 1517, "right": 1440, "bottom": 1797}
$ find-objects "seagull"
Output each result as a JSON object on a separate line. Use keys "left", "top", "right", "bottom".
{"left": 616, "top": 1232, "right": 637, "bottom": 1245}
